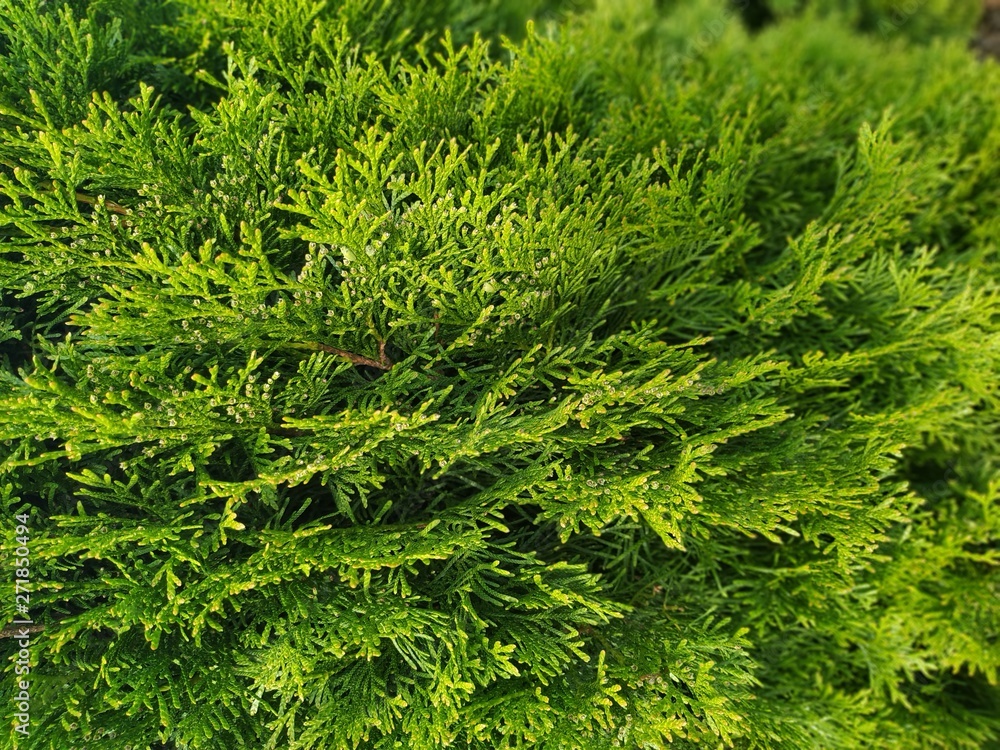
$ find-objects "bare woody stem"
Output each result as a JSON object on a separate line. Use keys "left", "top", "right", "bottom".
{"left": 73, "top": 192, "right": 129, "bottom": 216}
{"left": 287, "top": 341, "right": 393, "bottom": 370}
{"left": 0, "top": 623, "right": 44, "bottom": 638}
{"left": 0, "top": 168, "right": 127, "bottom": 215}
{"left": 376, "top": 339, "right": 391, "bottom": 369}
{"left": 36, "top": 181, "right": 130, "bottom": 215}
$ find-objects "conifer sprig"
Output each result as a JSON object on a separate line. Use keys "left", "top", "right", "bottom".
{"left": 0, "top": 0, "right": 997, "bottom": 748}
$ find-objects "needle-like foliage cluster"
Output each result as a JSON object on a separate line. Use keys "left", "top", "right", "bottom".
{"left": 0, "top": 0, "right": 998, "bottom": 748}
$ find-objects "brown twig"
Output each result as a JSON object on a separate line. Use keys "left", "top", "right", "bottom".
{"left": 36, "top": 181, "right": 130, "bottom": 215}
{"left": 308, "top": 341, "right": 393, "bottom": 370}
{"left": 73, "top": 192, "right": 129, "bottom": 216}
{"left": 0, "top": 623, "right": 44, "bottom": 639}
{"left": 284, "top": 340, "right": 394, "bottom": 370}
{"left": 377, "top": 340, "right": 392, "bottom": 369}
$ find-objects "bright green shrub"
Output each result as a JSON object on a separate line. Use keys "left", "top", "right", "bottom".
{"left": 0, "top": 0, "right": 998, "bottom": 747}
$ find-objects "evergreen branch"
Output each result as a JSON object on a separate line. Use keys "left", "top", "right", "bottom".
{"left": 1, "top": 1, "right": 997, "bottom": 747}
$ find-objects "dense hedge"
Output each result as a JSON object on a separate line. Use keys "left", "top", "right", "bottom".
{"left": 0, "top": 0, "right": 998, "bottom": 748}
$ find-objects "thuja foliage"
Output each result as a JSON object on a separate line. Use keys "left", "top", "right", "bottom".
{"left": 0, "top": 0, "right": 998, "bottom": 747}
